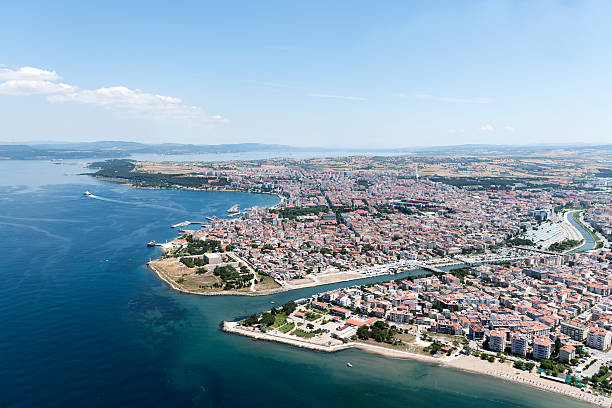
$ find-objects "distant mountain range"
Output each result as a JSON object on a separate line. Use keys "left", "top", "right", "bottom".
{"left": 0, "top": 141, "right": 610, "bottom": 160}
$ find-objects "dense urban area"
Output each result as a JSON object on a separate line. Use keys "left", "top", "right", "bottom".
{"left": 92, "top": 154, "right": 612, "bottom": 405}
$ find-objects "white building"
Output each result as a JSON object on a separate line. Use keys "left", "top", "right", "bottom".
{"left": 586, "top": 327, "right": 612, "bottom": 351}
{"left": 511, "top": 334, "right": 529, "bottom": 357}
{"left": 559, "top": 344, "right": 576, "bottom": 363}
{"left": 560, "top": 320, "right": 589, "bottom": 342}
{"left": 533, "top": 337, "right": 553, "bottom": 360}
{"left": 488, "top": 330, "right": 507, "bottom": 352}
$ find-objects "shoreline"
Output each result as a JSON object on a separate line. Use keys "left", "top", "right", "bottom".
{"left": 148, "top": 258, "right": 422, "bottom": 296}
{"left": 446, "top": 355, "right": 610, "bottom": 407}
{"left": 89, "top": 174, "right": 285, "bottom": 202}
{"left": 147, "top": 261, "right": 284, "bottom": 296}
{"left": 222, "top": 321, "right": 445, "bottom": 364}
{"left": 224, "top": 321, "right": 610, "bottom": 407}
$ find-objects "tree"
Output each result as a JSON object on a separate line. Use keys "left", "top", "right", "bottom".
{"left": 244, "top": 314, "right": 260, "bottom": 326}
{"left": 357, "top": 326, "right": 370, "bottom": 340}
{"left": 554, "top": 338, "right": 561, "bottom": 357}
{"left": 260, "top": 312, "right": 275, "bottom": 327}
{"left": 282, "top": 301, "right": 297, "bottom": 315}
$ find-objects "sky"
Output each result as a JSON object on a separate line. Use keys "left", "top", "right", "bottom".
{"left": 1, "top": 0, "right": 611, "bottom": 148}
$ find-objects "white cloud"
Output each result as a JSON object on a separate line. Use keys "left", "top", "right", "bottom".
{"left": 306, "top": 93, "right": 367, "bottom": 101}
{"left": 0, "top": 66, "right": 61, "bottom": 81}
{"left": 480, "top": 124, "right": 495, "bottom": 132}
{"left": 48, "top": 86, "right": 218, "bottom": 121}
{"left": 396, "top": 93, "right": 490, "bottom": 104}
{"left": 504, "top": 125, "right": 515, "bottom": 132}
{"left": 0, "top": 65, "right": 226, "bottom": 123}
{"left": 0, "top": 80, "right": 75, "bottom": 96}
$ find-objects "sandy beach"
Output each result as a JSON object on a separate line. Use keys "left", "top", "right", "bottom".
{"left": 447, "top": 355, "right": 611, "bottom": 407}
{"left": 224, "top": 321, "right": 611, "bottom": 407}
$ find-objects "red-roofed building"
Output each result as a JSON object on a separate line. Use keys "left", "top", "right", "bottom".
{"left": 586, "top": 327, "right": 612, "bottom": 350}
{"left": 533, "top": 336, "right": 553, "bottom": 360}
{"left": 330, "top": 306, "right": 351, "bottom": 318}
{"left": 560, "top": 344, "right": 575, "bottom": 363}
{"left": 489, "top": 330, "right": 508, "bottom": 352}
{"left": 312, "top": 301, "right": 328, "bottom": 311}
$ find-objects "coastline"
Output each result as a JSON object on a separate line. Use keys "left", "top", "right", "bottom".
{"left": 147, "top": 261, "right": 283, "bottom": 296}
{"left": 222, "top": 321, "right": 444, "bottom": 364}
{"left": 89, "top": 174, "right": 285, "bottom": 203}
{"left": 446, "top": 355, "right": 610, "bottom": 407}
{"left": 224, "top": 321, "right": 611, "bottom": 407}
{"left": 148, "top": 258, "right": 421, "bottom": 296}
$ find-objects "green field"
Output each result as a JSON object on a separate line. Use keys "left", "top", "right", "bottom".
{"left": 279, "top": 322, "right": 295, "bottom": 333}
{"left": 305, "top": 312, "right": 321, "bottom": 321}
{"left": 292, "top": 329, "right": 315, "bottom": 338}
{"left": 272, "top": 313, "right": 288, "bottom": 328}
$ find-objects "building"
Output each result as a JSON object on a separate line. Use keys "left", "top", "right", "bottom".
{"left": 559, "top": 344, "right": 576, "bottom": 363}
{"left": 468, "top": 324, "right": 485, "bottom": 341}
{"left": 330, "top": 306, "right": 351, "bottom": 319}
{"left": 560, "top": 320, "right": 589, "bottom": 342}
{"left": 586, "top": 327, "right": 612, "bottom": 351}
{"left": 532, "top": 208, "right": 551, "bottom": 221}
{"left": 488, "top": 330, "right": 507, "bottom": 352}
{"left": 533, "top": 337, "right": 553, "bottom": 360}
{"left": 332, "top": 324, "right": 357, "bottom": 340}
{"left": 204, "top": 253, "right": 222, "bottom": 265}
{"left": 511, "top": 333, "right": 529, "bottom": 357}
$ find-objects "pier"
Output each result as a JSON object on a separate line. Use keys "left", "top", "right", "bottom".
{"left": 171, "top": 221, "right": 207, "bottom": 228}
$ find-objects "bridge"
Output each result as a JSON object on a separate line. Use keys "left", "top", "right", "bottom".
{"left": 416, "top": 263, "right": 447, "bottom": 274}
{"left": 514, "top": 246, "right": 568, "bottom": 256}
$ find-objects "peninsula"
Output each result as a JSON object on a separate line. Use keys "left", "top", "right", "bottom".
{"left": 86, "top": 153, "right": 612, "bottom": 405}
{"left": 88, "top": 154, "right": 611, "bottom": 296}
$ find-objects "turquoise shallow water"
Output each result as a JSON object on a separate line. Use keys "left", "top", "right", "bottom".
{"left": 0, "top": 160, "right": 590, "bottom": 407}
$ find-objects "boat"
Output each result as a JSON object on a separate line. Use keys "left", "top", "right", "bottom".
{"left": 270, "top": 301, "right": 275, "bottom": 304}
{"left": 346, "top": 363, "right": 353, "bottom": 367}
{"left": 84, "top": 191, "right": 93, "bottom": 197}
{"left": 227, "top": 204, "right": 240, "bottom": 213}
{"left": 147, "top": 240, "right": 157, "bottom": 247}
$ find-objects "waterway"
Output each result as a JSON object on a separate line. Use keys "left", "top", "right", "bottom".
{"left": 0, "top": 160, "right": 591, "bottom": 407}
{"left": 567, "top": 210, "right": 597, "bottom": 253}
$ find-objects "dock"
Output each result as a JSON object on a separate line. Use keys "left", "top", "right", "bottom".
{"left": 171, "top": 220, "right": 207, "bottom": 228}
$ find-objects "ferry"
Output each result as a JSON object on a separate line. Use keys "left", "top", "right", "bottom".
{"left": 147, "top": 240, "right": 157, "bottom": 247}
{"left": 84, "top": 191, "right": 94, "bottom": 197}
{"left": 227, "top": 204, "right": 240, "bottom": 213}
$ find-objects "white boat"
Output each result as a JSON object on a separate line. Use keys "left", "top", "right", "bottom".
{"left": 227, "top": 204, "right": 240, "bottom": 213}
{"left": 346, "top": 363, "right": 353, "bottom": 367}
{"left": 84, "top": 191, "right": 93, "bottom": 197}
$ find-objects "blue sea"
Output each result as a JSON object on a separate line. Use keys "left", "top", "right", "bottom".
{"left": 0, "top": 160, "right": 589, "bottom": 407}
